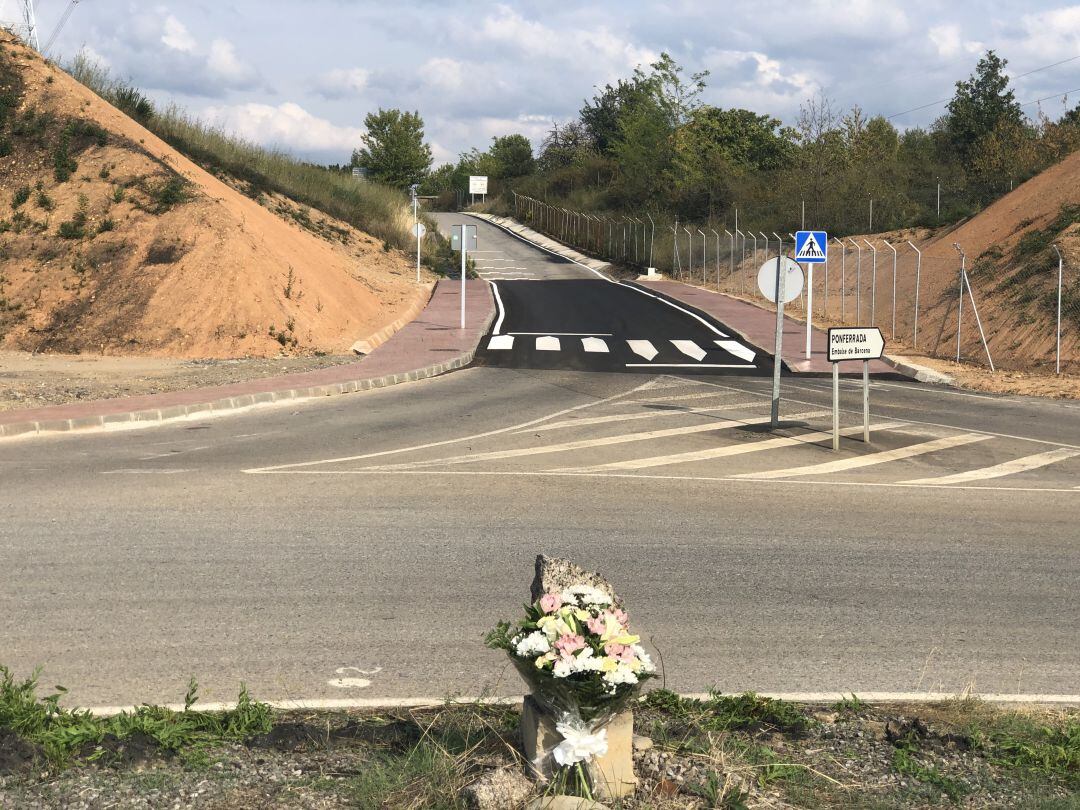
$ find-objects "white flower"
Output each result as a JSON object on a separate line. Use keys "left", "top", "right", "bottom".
{"left": 631, "top": 644, "right": 656, "bottom": 673}
{"left": 603, "top": 663, "right": 639, "bottom": 687}
{"left": 552, "top": 658, "right": 572, "bottom": 678}
{"left": 552, "top": 722, "right": 608, "bottom": 766}
{"left": 514, "top": 631, "right": 550, "bottom": 658}
{"left": 560, "top": 585, "right": 612, "bottom": 607}
{"left": 568, "top": 647, "right": 604, "bottom": 673}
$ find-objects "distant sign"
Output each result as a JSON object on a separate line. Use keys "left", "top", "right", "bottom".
{"left": 795, "top": 230, "right": 828, "bottom": 263}
{"left": 757, "top": 257, "right": 804, "bottom": 304}
{"left": 469, "top": 176, "right": 488, "bottom": 195}
{"left": 412, "top": 222, "right": 427, "bottom": 239}
{"left": 451, "top": 224, "right": 477, "bottom": 252}
{"left": 828, "top": 327, "right": 884, "bottom": 362}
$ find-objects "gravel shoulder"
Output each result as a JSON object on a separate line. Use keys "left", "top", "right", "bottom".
{"left": 2, "top": 694, "right": 1075, "bottom": 809}
{"left": 0, "top": 350, "right": 360, "bottom": 412}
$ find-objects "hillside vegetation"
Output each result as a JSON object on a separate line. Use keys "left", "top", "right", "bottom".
{"left": 0, "top": 32, "right": 431, "bottom": 358}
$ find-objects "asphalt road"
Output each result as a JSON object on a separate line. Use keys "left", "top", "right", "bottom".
{"left": 432, "top": 214, "right": 768, "bottom": 375}
{"left": 2, "top": 367, "right": 1079, "bottom": 708}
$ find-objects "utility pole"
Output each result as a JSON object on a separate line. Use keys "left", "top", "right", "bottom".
{"left": 18, "top": 0, "right": 40, "bottom": 50}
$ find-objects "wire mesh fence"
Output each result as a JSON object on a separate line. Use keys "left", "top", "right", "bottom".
{"left": 512, "top": 192, "right": 1079, "bottom": 375}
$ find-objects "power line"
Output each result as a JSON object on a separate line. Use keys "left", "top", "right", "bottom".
{"left": 885, "top": 53, "right": 1080, "bottom": 120}
{"left": 1021, "top": 87, "right": 1080, "bottom": 108}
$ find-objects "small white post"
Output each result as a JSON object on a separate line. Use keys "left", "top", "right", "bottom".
{"left": 863, "top": 239, "right": 878, "bottom": 326}
{"left": 862, "top": 360, "right": 870, "bottom": 443}
{"left": 907, "top": 241, "right": 922, "bottom": 349}
{"left": 771, "top": 245, "right": 786, "bottom": 429}
{"left": 884, "top": 240, "right": 897, "bottom": 338}
{"left": 805, "top": 263, "right": 814, "bottom": 360}
{"left": 833, "top": 361, "right": 840, "bottom": 451}
{"left": 684, "top": 227, "right": 694, "bottom": 279}
{"left": 413, "top": 190, "right": 421, "bottom": 284}
{"left": 460, "top": 230, "right": 467, "bottom": 330}
{"left": 698, "top": 229, "right": 707, "bottom": 285}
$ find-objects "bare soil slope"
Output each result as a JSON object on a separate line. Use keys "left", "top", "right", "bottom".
{"left": 0, "top": 33, "right": 431, "bottom": 358}
{"left": 915, "top": 150, "right": 1080, "bottom": 367}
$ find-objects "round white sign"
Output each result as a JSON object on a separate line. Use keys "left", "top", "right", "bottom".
{"left": 412, "top": 222, "right": 427, "bottom": 238}
{"left": 757, "top": 257, "right": 804, "bottom": 304}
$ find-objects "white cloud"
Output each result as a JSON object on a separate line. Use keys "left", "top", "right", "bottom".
{"left": 928, "top": 24, "right": 983, "bottom": 59}
{"left": 314, "top": 67, "right": 371, "bottom": 99}
{"left": 207, "top": 39, "right": 258, "bottom": 85}
{"left": 200, "top": 102, "right": 366, "bottom": 153}
{"left": 421, "top": 58, "right": 466, "bottom": 92}
{"left": 161, "top": 15, "right": 197, "bottom": 53}
{"left": 1013, "top": 6, "right": 1080, "bottom": 61}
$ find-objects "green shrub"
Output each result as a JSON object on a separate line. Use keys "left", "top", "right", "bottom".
{"left": 146, "top": 176, "right": 191, "bottom": 213}
{"left": 11, "top": 184, "right": 30, "bottom": 209}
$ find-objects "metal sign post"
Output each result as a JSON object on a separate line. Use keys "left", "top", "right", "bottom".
{"left": 451, "top": 225, "right": 477, "bottom": 330}
{"left": 410, "top": 184, "right": 423, "bottom": 284}
{"left": 795, "top": 231, "right": 827, "bottom": 360}
{"left": 827, "top": 327, "right": 884, "bottom": 450}
{"left": 758, "top": 250, "right": 804, "bottom": 428}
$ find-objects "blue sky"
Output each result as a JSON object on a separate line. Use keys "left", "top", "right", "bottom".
{"left": 4, "top": 1, "right": 1079, "bottom": 165}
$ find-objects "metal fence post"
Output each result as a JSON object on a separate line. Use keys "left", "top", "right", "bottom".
{"left": 710, "top": 228, "right": 720, "bottom": 289}
{"left": 884, "top": 240, "right": 898, "bottom": 339}
{"left": 863, "top": 240, "right": 878, "bottom": 327}
{"left": 834, "top": 238, "right": 846, "bottom": 322}
{"left": 684, "top": 227, "right": 694, "bottom": 280}
{"left": 1052, "top": 244, "right": 1064, "bottom": 375}
{"left": 647, "top": 213, "right": 656, "bottom": 270}
{"left": 725, "top": 230, "right": 735, "bottom": 283}
{"left": 851, "top": 239, "right": 862, "bottom": 322}
{"left": 907, "top": 241, "right": 922, "bottom": 350}
{"left": 698, "top": 229, "right": 707, "bottom": 285}
{"left": 954, "top": 244, "right": 965, "bottom": 362}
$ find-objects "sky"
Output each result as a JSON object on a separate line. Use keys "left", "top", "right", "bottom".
{"left": 3, "top": 1, "right": 1080, "bottom": 166}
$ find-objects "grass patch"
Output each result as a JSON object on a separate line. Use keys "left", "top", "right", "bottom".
{"left": 642, "top": 689, "right": 815, "bottom": 737}
{"left": 0, "top": 666, "right": 272, "bottom": 767}
{"left": 10, "top": 184, "right": 30, "bottom": 209}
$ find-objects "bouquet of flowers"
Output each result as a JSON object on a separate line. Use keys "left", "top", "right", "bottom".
{"left": 486, "top": 583, "right": 656, "bottom": 797}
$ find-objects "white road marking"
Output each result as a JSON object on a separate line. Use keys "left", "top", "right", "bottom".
{"left": 672, "top": 340, "right": 708, "bottom": 361}
{"left": 561, "top": 421, "right": 900, "bottom": 472}
{"left": 487, "top": 335, "right": 514, "bottom": 350}
{"left": 627, "top": 340, "right": 659, "bottom": 361}
{"left": 511, "top": 402, "right": 764, "bottom": 433}
{"left": 617, "top": 282, "right": 730, "bottom": 337}
{"left": 510, "top": 332, "right": 613, "bottom": 336}
{"left": 715, "top": 340, "right": 757, "bottom": 363}
{"left": 244, "top": 377, "right": 660, "bottom": 473}
{"left": 626, "top": 363, "right": 753, "bottom": 369}
{"left": 737, "top": 433, "right": 991, "bottom": 479}
{"left": 101, "top": 468, "right": 193, "bottom": 475}
{"left": 902, "top": 448, "right": 1080, "bottom": 485}
{"left": 75, "top": 691, "right": 1080, "bottom": 716}
{"left": 633, "top": 391, "right": 739, "bottom": 404}
{"left": 328, "top": 677, "right": 372, "bottom": 688}
{"left": 489, "top": 281, "right": 507, "bottom": 335}
{"left": 582, "top": 337, "right": 609, "bottom": 353}
{"left": 536, "top": 336, "right": 561, "bottom": 351}
{"left": 137, "top": 445, "right": 210, "bottom": 461}
{"left": 370, "top": 418, "right": 772, "bottom": 470}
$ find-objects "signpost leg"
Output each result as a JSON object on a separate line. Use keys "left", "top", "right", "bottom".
{"left": 832, "top": 362, "right": 840, "bottom": 451}
{"left": 771, "top": 253, "right": 786, "bottom": 428}
{"left": 460, "top": 238, "right": 467, "bottom": 330}
{"left": 805, "top": 264, "right": 813, "bottom": 360}
{"left": 414, "top": 196, "right": 421, "bottom": 284}
{"left": 862, "top": 360, "right": 870, "bottom": 443}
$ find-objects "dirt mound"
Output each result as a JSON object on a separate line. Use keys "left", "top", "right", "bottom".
{"left": 0, "top": 32, "right": 431, "bottom": 358}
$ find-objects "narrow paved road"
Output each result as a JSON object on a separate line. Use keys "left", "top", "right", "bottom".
{"left": 432, "top": 214, "right": 768, "bottom": 375}
{"left": 2, "top": 217, "right": 1078, "bottom": 710}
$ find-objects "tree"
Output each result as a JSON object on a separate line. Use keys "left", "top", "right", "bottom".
{"left": 579, "top": 76, "right": 654, "bottom": 155}
{"left": 679, "top": 107, "right": 794, "bottom": 172}
{"left": 944, "top": 51, "right": 1023, "bottom": 163}
{"left": 489, "top": 134, "right": 535, "bottom": 178}
{"left": 352, "top": 109, "right": 432, "bottom": 189}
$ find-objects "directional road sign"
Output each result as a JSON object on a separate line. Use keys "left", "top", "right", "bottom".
{"left": 795, "top": 230, "right": 828, "bottom": 263}
{"left": 757, "top": 257, "right": 804, "bottom": 304}
{"left": 827, "top": 327, "right": 885, "bottom": 362}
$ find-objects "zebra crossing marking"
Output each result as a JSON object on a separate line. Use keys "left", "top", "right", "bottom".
{"left": 535, "top": 336, "right": 561, "bottom": 351}
{"left": 736, "top": 433, "right": 990, "bottom": 480}
{"left": 715, "top": 340, "right": 757, "bottom": 363}
{"left": 627, "top": 340, "right": 659, "bottom": 361}
{"left": 671, "top": 340, "right": 707, "bottom": 361}
{"left": 902, "top": 447, "right": 1080, "bottom": 485}
{"left": 487, "top": 335, "right": 514, "bottom": 351}
{"left": 582, "top": 337, "right": 609, "bottom": 353}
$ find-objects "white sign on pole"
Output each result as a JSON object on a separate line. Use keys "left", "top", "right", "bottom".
{"left": 827, "top": 327, "right": 885, "bottom": 362}
{"left": 757, "top": 257, "right": 804, "bottom": 304}
{"left": 412, "top": 222, "right": 427, "bottom": 238}
{"left": 469, "top": 176, "right": 488, "bottom": 195}
{"left": 794, "top": 230, "right": 828, "bottom": 263}
{"left": 450, "top": 224, "right": 477, "bottom": 252}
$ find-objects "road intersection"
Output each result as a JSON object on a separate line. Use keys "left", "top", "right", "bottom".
{"left": 1, "top": 214, "right": 1078, "bottom": 711}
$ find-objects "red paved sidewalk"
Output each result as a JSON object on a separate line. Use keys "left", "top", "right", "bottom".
{"left": 0, "top": 279, "right": 494, "bottom": 439}
{"left": 638, "top": 280, "right": 898, "bottom": 375}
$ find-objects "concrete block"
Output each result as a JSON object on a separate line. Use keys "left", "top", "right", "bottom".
{"left": 520, "top": 696, "right": 637, "bottom": 800}
{"left": 0, "top": 422, "right": 38, "bottom": 438}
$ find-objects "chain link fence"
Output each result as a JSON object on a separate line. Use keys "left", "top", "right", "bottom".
{"left": 512, "top": 192, "right": 1078, "bottom": 374}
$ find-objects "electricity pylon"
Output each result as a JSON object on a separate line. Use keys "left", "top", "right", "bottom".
{"left": 19, "top": 0, "right": 40, "bottom": 50}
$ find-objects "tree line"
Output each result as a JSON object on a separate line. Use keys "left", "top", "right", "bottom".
{"left": 348, "top": 51, "right": 1080, "bottom": 236}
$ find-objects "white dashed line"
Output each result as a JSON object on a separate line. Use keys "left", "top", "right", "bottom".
{"left": 535, "top": 336, "right": 561, "bottom": 351}
{"left": 903, "top": 447, "right": 1080, "bottom": 485}
{"left": 582, "top": 337, "right": 609, "bottom": 353}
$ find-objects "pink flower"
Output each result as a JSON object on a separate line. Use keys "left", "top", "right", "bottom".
{"left": 612, "top": 608, "right": 629, "bottom": 626}
{"left": 539, "top": 593, "right": 562, "bottom": 614}
{"left": 604, "top": 642, "right": 635, "bottom": 662}
{"left": 555, "top": 633, "right": 586, "bottom": 656}
{"left": 586, "top": 615, "right": 606, "bottom": 635}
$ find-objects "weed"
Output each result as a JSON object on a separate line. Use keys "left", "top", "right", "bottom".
{"left": 833, "top": 694, "right": 867, "bottom": 714}
{"left": 685, "top": 770, "right": 750, "bottom": 808}
{"left": 99, "top": 166, "right": 110, "bottom": 180}
{"left": 52, "top": 138, "right": 77, "bottom": 182}
{"left": 112, "top": 185, "right": 124, "bottom": 204}
{"left": 35, "top": 188, "right": 55, "bottom": 211}
{"left": 0, "top": 137, "right": 11, "bottom": 157}
{"left": 283, "top": 267, "right": 295, "bottom": 299}
{"left": 146, "top": 176, "right": 191, "bottom": 213}
{"left": 11, "top": 184, "right": 30, "bottom": 209}
{"left": 112, "top": 84, "right": 154, "bottom": 123}
{"left": 96, "top": 217, "right": 115, "bottom": 234}
{"left": 892, "top": 746, "right": 967, "bottom": 802}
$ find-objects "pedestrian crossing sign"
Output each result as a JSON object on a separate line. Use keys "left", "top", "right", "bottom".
{"left": 795, "top": 230, "right": 828, "bottom": 263}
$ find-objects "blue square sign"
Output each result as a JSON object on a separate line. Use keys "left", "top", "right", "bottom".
{"left": 795, "top": 230, "right": 828, "bottom": 263}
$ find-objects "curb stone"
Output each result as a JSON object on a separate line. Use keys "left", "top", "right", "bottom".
{"left": 881, "top": 355, "right": 955, "bottom": 385}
